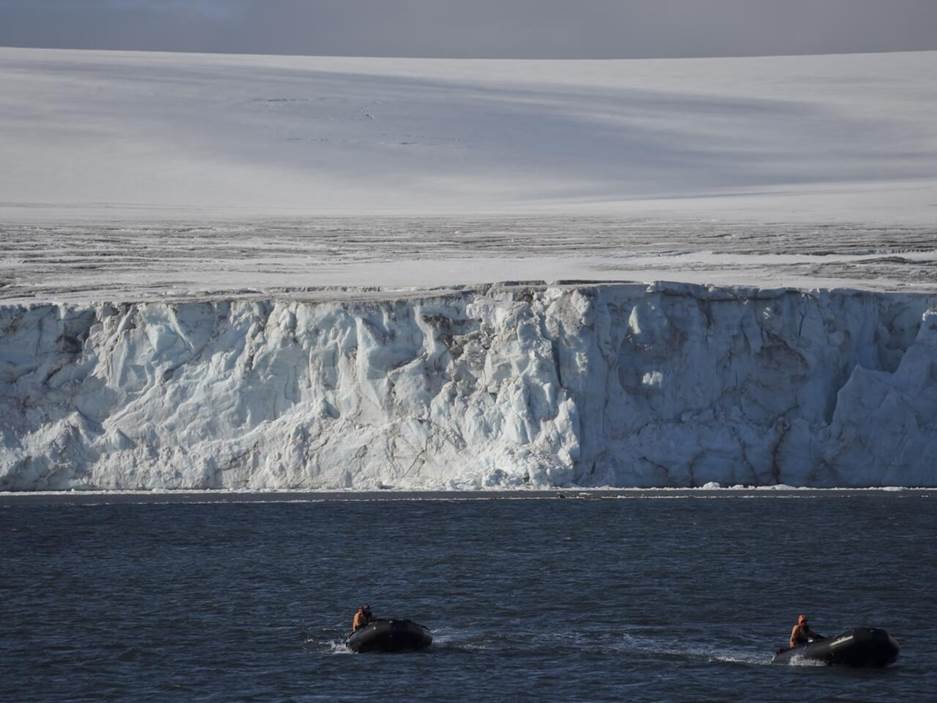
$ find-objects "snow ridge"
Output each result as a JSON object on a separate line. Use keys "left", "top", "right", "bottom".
{"left": 2, "top": 282, "right": 936, "bottom": 490}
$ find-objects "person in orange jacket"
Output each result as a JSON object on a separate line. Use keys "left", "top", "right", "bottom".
{"left": 352, "top": 604, "right": 373, "bottom": 632}
{"left": 789, "top": 614, "right": 822, "bottom": 648}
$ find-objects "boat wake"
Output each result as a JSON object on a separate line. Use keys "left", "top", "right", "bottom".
{"left": 426, "top": 626, "right": 497, "bottom": 653}
{"left": 326, "top": 639, "right": 352, "bottom": 655}
{"left": 615, "top": 631, "right": 771, "bottom": 666}
{"left": 306, "top": 623, "right": 781, "bottom": 665}
{"left": 300, "top": 625, "right": 353, "bottom": 655}
{"left": 785, "top": 654, "right": 827, "bottom": 667}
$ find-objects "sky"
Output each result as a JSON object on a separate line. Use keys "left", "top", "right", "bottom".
{"left": 1, "top": 0, "right": 936, "bottom": 59}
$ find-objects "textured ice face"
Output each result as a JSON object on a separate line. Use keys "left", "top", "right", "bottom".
{"left": 1, "top": 282, "right": 935, "bottom": 490}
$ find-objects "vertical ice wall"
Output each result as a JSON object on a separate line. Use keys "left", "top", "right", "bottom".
{"left": 1, "top": 283, "right": 935, "bottom": 490}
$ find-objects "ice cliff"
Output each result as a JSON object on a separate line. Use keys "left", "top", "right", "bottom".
{"left": 2, "top": 283, "right": 936, "bottom": 490}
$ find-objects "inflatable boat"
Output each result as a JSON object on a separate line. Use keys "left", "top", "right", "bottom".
{"left": 345, "top": 619, "right": 432, "bottom": 653}
{"left": 772, "top": 627, "right": 899, "bottom": 667}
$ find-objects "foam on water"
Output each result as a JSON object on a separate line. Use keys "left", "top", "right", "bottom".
{"left": 327, "top": 640, "right": 352, "bottom": 655}
{"left": 786, "top": 654, "right": 828, "bottom": 667}
{"left": 616, "top": 631, "right": 771, "bottom": 666}
{"left": 1, "top": 487, "right": 932, "bottom": 506}
{"left": 426, "top": 626, "right": 496, "bottom": 652}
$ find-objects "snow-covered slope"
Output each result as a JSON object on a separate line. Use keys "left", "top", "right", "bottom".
{"left": 3, "top": 283, "right": 935, "bottom": 490}
{"left": 1, "top": 48, "right": 936, "bottom": 223}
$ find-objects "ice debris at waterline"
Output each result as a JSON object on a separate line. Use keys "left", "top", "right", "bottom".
{"left": 2, "top": 282, "right": 936, "bottom": 491}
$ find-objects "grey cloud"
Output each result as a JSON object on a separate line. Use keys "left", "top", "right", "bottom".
{"left": 1, "top": 0, "right": 936, "bottom": 58}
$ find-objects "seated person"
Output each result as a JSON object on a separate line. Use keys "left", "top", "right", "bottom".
{"left": 352, "top": 604, "right": 374, "bottom": 632}
{"left": 789, "top": 614, "right": 822, "bottom": 648}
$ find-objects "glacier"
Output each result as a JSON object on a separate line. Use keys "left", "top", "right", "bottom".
{"left": 2, "top": 282, "right": 936, "bottom": 491}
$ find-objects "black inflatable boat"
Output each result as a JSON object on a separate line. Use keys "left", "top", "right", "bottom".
{"left": 345, "top": 619, "right": 432, "bottom": 653}
{"left": 772, "top": 627, "right": 899, "bottom": 667}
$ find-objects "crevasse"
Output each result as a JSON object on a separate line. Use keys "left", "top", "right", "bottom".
{"left": 2, "top": 282, "right": 936, "bottom": 490}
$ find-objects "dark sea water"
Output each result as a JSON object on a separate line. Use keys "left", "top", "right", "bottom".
{"left": 1, "top": 490, "right": 935, "bottom": 702}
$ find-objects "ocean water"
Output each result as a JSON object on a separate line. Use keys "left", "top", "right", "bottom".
{"left": 1, "top": 490, "right": 934, "bottom": 702}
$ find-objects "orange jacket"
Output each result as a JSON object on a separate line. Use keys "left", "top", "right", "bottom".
{"left": 352, "top": 609, "right": 369, "bottom": 631}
